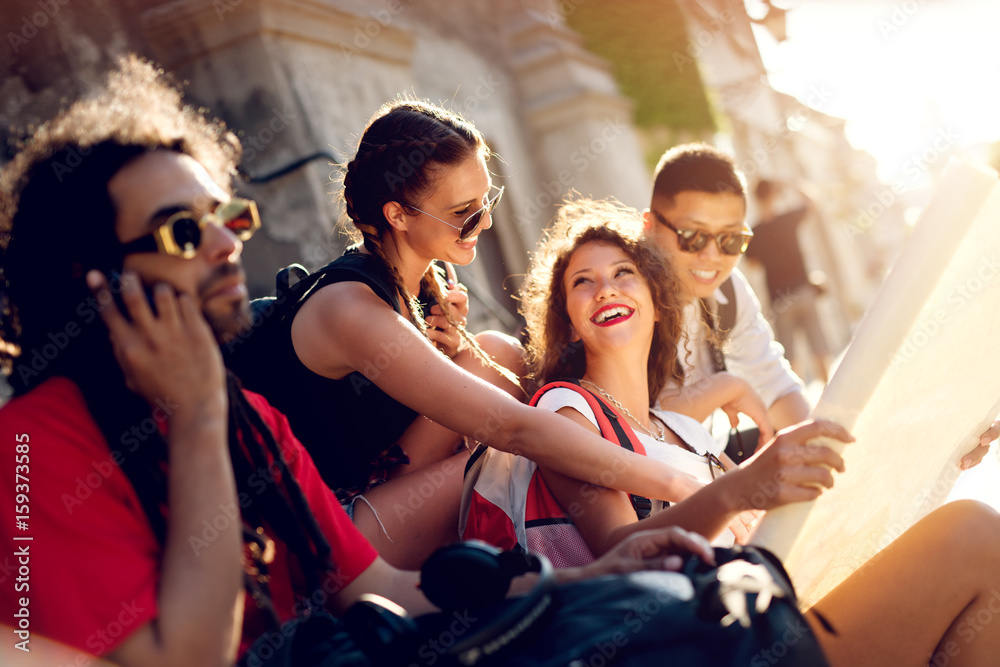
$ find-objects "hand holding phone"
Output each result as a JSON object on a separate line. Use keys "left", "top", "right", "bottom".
{"left": 86, "top": 269, "right": 226, "bottom": 417}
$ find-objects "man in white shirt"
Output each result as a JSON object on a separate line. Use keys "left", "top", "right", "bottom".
{"left": 642, "top": 144, "right": 809, "bottom": 441}
{"left": 642, "top": 143, "right": 996, "bottom": 468}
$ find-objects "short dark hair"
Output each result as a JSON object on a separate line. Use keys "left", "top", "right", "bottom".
{"left": 651, "top": 142, "right": 746, "bottom": 206}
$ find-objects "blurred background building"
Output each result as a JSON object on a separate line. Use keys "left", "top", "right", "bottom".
{"left": 2, "top": 0, "right": 945, "bottom": 381}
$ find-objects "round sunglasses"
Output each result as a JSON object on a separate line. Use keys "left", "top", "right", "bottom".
{"left": 650, "top": 209, "right": 752, "bottom": 256}
{"left": 120, "top": 199, "right": 261, "bottom": 259}
{"left": 402, "top": 185, "right": 505, "bottom": 241}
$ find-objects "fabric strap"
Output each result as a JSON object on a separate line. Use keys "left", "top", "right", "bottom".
{"left": 699, "top": 276, "right": 737, "bottom": 374}
{"left": 530, "top": 380, "right": 652, "bottom": 519}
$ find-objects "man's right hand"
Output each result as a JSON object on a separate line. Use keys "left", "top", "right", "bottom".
{"left": 86, "top": 270, "right": 226, "bottom": 420}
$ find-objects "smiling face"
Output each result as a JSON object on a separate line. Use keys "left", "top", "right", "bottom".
{"left": 109, "top": 150, "right": 250, "bottom": 343}
{"left": 643, "top": 190, "right": 746, "bottom": 301}
{"left": 403, "top": 153, "right": 494, "bottom": 266}
{"left": 562, "top": 241, "right": 657, "bottom": 357}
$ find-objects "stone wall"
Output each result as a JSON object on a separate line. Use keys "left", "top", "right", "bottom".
{"left": 2, "top": 0, "right": 653, "bottom": 333}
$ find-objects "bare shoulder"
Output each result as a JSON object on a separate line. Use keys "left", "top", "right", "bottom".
{"left": 296, "top": 280, "right": 396, "bottom": 328}
{"left": 291, "top": 280, "right": 407, "bottom": 378}
{"left": 554, "top": 405, "right": 601, "bottom": 435}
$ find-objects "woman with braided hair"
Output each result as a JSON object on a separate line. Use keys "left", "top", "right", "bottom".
{"left": 246, "top": 99, "right": 708, "bottom": 569}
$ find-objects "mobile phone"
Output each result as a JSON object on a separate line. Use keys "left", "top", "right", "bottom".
{"left": 110, "top": 275, "right": 161, "bottom": 322}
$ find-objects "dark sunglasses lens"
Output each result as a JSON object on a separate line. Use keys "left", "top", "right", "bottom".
{"left": 460, "top": 210, "right": 484, "bottom": 240}
{"left": 679, "top": 231, "right": 708, "bottom": 253}
{"left": 171, "top": 217, "right": 202, "bottom": 254}
{"left": 720, "top": 234, "right": 749, "bottom": 255}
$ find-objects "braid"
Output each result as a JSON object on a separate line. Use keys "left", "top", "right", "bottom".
{"left": 421, "top": 265, "right": 524, "bottom": 392}
{"left": 84, "top": 370, "right": 336, "bottom": 629}
{"left": 340, "top": 161, "right": 363, "bottom": 243}
{"left": 357, "top": 217, "right": 428, "bottom": 330}
{"left": 338, "top": 100, "right": 489, "bottom": 337}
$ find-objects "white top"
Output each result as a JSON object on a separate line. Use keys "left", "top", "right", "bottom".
{"left": 536, "top": 387, "right": 735, "bottom": 546}
{"left": 672, "top": 268, "right": 804, "bottom": 410}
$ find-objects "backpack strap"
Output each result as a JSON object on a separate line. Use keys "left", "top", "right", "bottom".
{"left": 262, "top": 250, "right": 405, "bottom": 329}
{"left": 699, "top": 276, "right": 737, "bottom": 374}
{"left": 529, "top": 379, "right": 653, "bottom": 519}
{"left": 718, "top": 275, "right": 737, "bottom": 335}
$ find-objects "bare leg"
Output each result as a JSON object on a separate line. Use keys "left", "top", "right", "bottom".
{"left": 808, "top": 500, "right": 1000, "bottom": 666}
{"left": 473, "top": 330, "right": 527, "bottom": 399}
{"left": 353, "top": 450, "right": 470, "bottom": 569}
{"left": 392, "top": 415, "right": 465, "bottom": 473}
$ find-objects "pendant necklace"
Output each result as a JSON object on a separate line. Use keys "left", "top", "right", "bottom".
{"left": 580, "top": 379, "right": 666, "bottom": 442}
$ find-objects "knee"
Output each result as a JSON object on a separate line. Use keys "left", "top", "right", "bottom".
{"left": 474, "top": 330, "right": 526, "bottom": 375}
{"left": 932, "top": 500, "right": 1000, "bottom": 556}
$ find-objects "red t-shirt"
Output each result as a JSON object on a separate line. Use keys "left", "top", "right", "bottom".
{"left": 0, "top": 377, "right": 378, "bottom": 660}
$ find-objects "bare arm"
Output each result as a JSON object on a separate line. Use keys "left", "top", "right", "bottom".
{"left": 90, "top": 273, "right": 243, "bottom": 667}
{"left": 768, "top": 389, "right": 812, "bottom": 431}
{"left": 659, "top": 372, "right": 775, "bottom": 444}
{"left": 333, "top": 557, "right": 437, "bottom": 617}
{"left": 541, "top": 414, "right": 852, "bottom": 556}
{"left": 292, "top": 282, "right": 692, "bottom": 501}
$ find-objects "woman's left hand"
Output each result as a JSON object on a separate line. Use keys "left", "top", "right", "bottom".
{"left": 426, "top": 265, "right": 470, "bottom": 358}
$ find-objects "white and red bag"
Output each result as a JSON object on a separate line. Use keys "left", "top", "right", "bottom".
{"left": 459, "top": 380, "right": 650, "bottom": 568}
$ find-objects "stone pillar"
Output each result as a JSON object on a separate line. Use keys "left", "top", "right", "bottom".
{"left": 506, "top": 9, "right": 651, "bottom": 230}
{"left": 141, "top": 0, "right": 417, "bottom": 293}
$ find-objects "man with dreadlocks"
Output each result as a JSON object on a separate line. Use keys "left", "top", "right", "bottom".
{"left": 0, "top": 56, "right": 383, "bottom": 665}
{"left": 0, "top": 58, "right": 723, "bottom": 666}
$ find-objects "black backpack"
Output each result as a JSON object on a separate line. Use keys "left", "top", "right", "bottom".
{"left": 223, "top": 255, "right": 401, "bottom": 395}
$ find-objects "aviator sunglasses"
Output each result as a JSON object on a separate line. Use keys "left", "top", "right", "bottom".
{"left": 403, "top": 185, "right": 505, "bottom": 241}
{"left": 121, "top": 198, "right": 261, "bottom": 259}
{"left": 651, "top": 209, "right": 753, "bottom": 256}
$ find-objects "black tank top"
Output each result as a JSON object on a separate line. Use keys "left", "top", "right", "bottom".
{"left": 233, "top": 248, "right": 418, "bottom": 491}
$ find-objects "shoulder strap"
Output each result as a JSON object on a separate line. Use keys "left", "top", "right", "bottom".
{"left": 300, "top": 252, "right": 402, "bottom": 314}
{"left": 266, "top": 251, "right": 404, "bottom": 326}
{"left": 699, "top": 275, "right": 736, "bottom": 374}
{"left": 530, "top": 379, "right": 652, "bottom": 519}
{"left": 718, "top": 276, "right": 737, "bottom": 335}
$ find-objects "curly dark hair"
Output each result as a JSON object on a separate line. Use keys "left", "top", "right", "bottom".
{"left": 0, "top": 55, "right": 239, "bottom": 384}
{"left": 0, "top": 56, "right": 335, "bottom": 623}
{"left": 520, "top": 198, "right": 686, "bottom": 405}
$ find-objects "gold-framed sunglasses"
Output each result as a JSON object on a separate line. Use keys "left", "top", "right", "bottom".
{"left": 402, "top": 185, "right": 504, "bottom": 241}
{"left": 121, "top": 198, "right": 260, "bottom": 259}
{"left": 651, "top": 209, "right": 753, "bottom": 256}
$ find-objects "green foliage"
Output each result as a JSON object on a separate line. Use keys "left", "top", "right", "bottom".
{"left": 566, "top": 0, "right": 716, "bottom": 132}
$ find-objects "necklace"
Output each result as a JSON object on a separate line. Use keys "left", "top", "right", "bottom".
{"left": 580, "top": 379, "right": 666, "bottom": 442}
